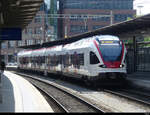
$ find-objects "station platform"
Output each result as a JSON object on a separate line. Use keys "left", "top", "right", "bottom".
{"left": 0, "top": 71, "right": 54, "bottom": 112}
{"left": 127, "top": 72, "right": 150, "bottom": 90}
{"left": 127, "top": 72, "right": 150, "bottom": 80}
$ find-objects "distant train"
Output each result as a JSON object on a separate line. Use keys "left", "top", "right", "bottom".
{"left": 17, "top": 35, "right": 127, "bottom": 86}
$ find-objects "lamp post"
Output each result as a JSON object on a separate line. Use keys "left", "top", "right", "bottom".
{"left": 137, "top": 5, "right": 144, "bottom": 15}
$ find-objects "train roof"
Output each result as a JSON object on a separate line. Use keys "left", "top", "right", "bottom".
{"left": 31, "top": 48, "right": 46, "bottom": 56}
{"left": 45, "top": 45, "right": 62, "bottom": 55}
{"left": 95, "top": 35, "right": 119, "bottom": 41}
{"left": 17, "top": 50, "right": 33, "bottom": 57}
{"left": 18, "top": 35, "right": 120, "bottom": 57}
{"left": 63, "top": 35, "right": 120, "bottom": 50}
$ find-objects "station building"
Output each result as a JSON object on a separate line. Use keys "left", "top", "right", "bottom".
{"left": 58, "top": 0, "right": 136, "bottom": 38}
{"left": 1, "top": 0, "right": 136, "bottom": 64}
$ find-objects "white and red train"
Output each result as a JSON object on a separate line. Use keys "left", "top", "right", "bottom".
{"left": 17, "top": 35, "right": 127, "bottom": 85}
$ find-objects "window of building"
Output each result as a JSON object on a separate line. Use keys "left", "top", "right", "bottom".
{"left": 35, "top": 27, "right": 42, "bottom": 34}
{"left": 114, "top": 14, "right": 133, "bottom": 21}
{"left": 8, "top": 41, "right": 16, "bottom": 48}
{"left": 63, "top": 0, "right": 133, "bottom": 10}
{"left": 28, "top": 28, "right": 33, "bottom": 34}
{"left": 70, "top": 25, "right": 88, "bottom": 33}
{"left": 92, "top": 16, "right": 110, "bottom": 22}
{"left": 26, "top": 40, "right": 33, "bottom": 46}
{"left": 1, "top": 42, "right": 7, "bottom": 49}
{"left": 18, "top": 41, "right": 23, "bottom": 46}
{"left": 35, "top": 15, "right": 42, "bottom": 23}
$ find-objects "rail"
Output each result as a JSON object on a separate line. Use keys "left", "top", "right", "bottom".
{"left": 14, "top": 72, "right": 104, "bottom": 113}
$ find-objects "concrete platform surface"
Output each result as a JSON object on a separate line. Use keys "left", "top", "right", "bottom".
{"left": 0, "top": 71, "right": 54, "bottom": 112}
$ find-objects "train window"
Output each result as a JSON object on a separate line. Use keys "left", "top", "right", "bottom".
{"left": 62, "top": 55, "right": 66, "bottom": 67}
{"left": 79, "top": 54, "right": 84, "bottom": 65}
{"left": 62, "top": 55, "right": 64, "bottom": 65}
{"left": 51, "top": 55, "right": 54, "bottom": 66}
{"left": 45, "top": 56, "right": 47, "bottom": 64}
{"left": 38, "top": 56, "right": 40, "bottom": 64}
{"left": 42, "top": 56, "right": 45, "bottom": 64}
{"left": 66, "top": 53, "right": 69, "bottom": 67}
{"left": 59, "top": 55, "right": 62, "bottom": 64}
{"left": 49, "top": 56, "right": 51, "bottom": 65}
{"left": 70, "top": 54, "right": 74, "bottom": 65}
{"left": 32, "top": 57, "right": 34, "bottom": 65}
{"left": 55, "top": 55, "right": 59, "bottom": 65}
{"left": 90, "top": 52, "right": 100, "bottom": 64}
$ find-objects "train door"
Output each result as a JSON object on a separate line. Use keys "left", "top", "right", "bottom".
{"left": 61, "top": 53, "right": 65, "bottom": 73}
{"left": 89, "top": 51, "right": 100, "bottom": 76}
{"left": 73, "top": 51, "right": 78, "bottom": 74}
{"left": 59, "top": 54, "right": 63, "bottom": 73}
{"left": 53, "top": 54, "right": 56, "bottom": 72}
{"left": 83, "top": 49, "right": 89, "bottom": 75}
{"left": 48, "top": 55, "right": 50, "bottom": 71}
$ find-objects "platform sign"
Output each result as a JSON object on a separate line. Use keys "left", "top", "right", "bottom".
{"left": 0, "top": 28, "right": 22, "bottom": 40}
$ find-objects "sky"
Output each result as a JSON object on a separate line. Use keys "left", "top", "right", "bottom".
{"left": 44, "top": 0, "right": 50, "bottom": 9}
{"left": 134, "top": 0, "right": 150, "bottom": 15}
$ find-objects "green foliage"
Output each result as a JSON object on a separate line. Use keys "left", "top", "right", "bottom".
{"left": 144, "top": 37, "right": 150, "bottom": 41}
{"left": 127, "top": 17, "right": 132, "bottom": 21}
{"left": 143, "top": 37, "right": 150, "bottom": 47}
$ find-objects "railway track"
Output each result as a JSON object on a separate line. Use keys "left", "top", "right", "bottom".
{"left": 10, "top": 70, "right": 150, "bottom": 112}
{"left": 14, "top": 72, "right": 104, "bottom": 113}
{"left": 104, "top": 88, "right": 150, "bottom": 107}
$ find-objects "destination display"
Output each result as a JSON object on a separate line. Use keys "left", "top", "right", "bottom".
{"left": 101, "top": 41, "right": 114, "bottom": 44}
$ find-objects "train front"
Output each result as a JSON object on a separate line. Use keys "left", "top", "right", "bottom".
{"left": 93, "top": 35, "right": 127, "bottom": 85}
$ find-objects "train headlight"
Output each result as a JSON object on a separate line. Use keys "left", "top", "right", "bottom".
{"left": 120, "top": 64, "right": 124, "bottom": 68}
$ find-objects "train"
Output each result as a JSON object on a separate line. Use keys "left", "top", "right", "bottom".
{"left": 17, "top": 35, "right": 127, "bottom": 86}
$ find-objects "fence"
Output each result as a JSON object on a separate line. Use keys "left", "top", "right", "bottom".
{"left": 126, "top": 44, "right": 150, "bottom": 73}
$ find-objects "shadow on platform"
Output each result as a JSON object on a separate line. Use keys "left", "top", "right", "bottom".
{"left": 0, "top": 74, "right": 15, "bottom": 112}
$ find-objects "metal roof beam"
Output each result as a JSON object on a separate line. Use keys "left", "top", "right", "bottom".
{"left": 0, "top": 0, "right": 44, "bottom": 28}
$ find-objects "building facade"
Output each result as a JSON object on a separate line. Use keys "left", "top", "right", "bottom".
{"left": 58, "top": 0, "right": 136, "bottom": 38}
{"left": 1, "top": 2, "right": 51, "bottom": 64}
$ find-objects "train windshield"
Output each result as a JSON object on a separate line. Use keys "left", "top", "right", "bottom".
{"left": 99, "top": 40, "right": 122, "bottom": 62}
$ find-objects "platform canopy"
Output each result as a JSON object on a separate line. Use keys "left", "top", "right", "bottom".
{"left": 62, "top": 13, "right": 150, "bottom": 40}
{"left": 0, "top": 0, "right": 44, "bottom": 29}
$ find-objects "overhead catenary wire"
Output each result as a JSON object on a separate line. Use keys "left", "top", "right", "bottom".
{"left": 34, "top": 13, "right": 112, "bottom": 19}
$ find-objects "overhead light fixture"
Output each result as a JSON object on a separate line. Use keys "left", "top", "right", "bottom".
{"left": 16, "top": 1, "right": 20, "bottom": 6}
